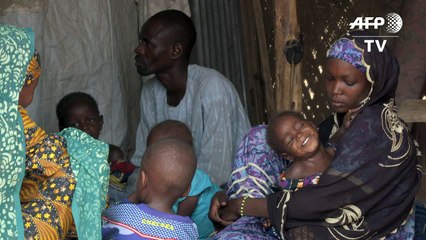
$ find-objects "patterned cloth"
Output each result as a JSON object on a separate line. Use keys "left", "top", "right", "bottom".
{"left": 24, "top": 49, "right": 41, "bottom": 85}
{"left": 267, "top": 31, "right": 422, "bottom": 239}
{"left": 0, "top": 23, "right": 34, "bottom": 240}
{"left": 19, "top": 107, "right": 109, "bottom": 239}
{"left": 172, "top": 169, "right": 221, "bottom": 239}
{"left": 59, "top": 128, "right": 110, "bottom": 240}
{"left": 20, "top": 106, "right": 75, "bottom": 239}
{"left": 226, "top": 125, "right": 288, "bottom": 201}
{"left": 278, "top": 174, "right": 321, "bottom": 190}
{"left": 326, "top": 37, "right": 366, "bottom": 73}
{"left": 102, "top": 201, "right": 198, "bottom": 239}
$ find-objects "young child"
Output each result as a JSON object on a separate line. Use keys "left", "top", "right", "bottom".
{"left": 102, "top": 138, "right": 198, "bottom": 239}
{"left": 146, "top": 120, "right": 221, "bottom": 239}
{"left": 266, "top": 111, "right": 337, "bottom": 190}
{"left": 56, "top": 92, "right": 135, "bottom": 196}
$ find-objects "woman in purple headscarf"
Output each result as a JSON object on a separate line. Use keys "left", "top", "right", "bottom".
{"left": 209, "top": 30, "right": 422, "bottom": 239}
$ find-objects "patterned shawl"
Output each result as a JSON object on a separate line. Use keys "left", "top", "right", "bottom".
{"left": 58, "top": 128, "right": 110, "bottom": 240}
{"left": 0, "top": 24, "right": 34, "bottom": 240}
{"left": 267, "top": 31, "right": 422, "bottom": 239}
{"left": 20, "top": 106, "right": 110, "bottom": 239}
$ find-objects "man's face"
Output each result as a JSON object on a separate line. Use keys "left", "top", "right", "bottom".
{"left": 134, "top": 20, "right": 174, "bottom": 76}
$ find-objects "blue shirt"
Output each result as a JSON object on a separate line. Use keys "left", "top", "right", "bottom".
{"left": 102, "top": 201, "right": 198, "bottom": 239}
{"left": 172, "top": 169, "right": 221, "bottom": 239}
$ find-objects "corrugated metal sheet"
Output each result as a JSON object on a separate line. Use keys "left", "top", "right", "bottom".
{"left": 189, "top": 0, "right": 248, "bottom": 111}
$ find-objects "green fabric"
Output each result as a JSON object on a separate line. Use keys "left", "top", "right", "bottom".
{"left": 58, "top": 128, "right": 110, "bottom": 240}
{"left": 0, "top": 24, "right": 34, "bottom": 240}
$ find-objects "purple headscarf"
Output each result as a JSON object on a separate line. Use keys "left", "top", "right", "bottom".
{"left": 327, "top": 38, "right": 366, "bottom": 74}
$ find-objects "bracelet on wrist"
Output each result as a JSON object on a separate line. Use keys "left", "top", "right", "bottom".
{"left": 240, "top": 195, "right": 249, "bottom": 217}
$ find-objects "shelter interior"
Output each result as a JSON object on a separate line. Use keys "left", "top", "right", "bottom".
{"left": 1, "top": 0, "right": 425, "bottom": 195}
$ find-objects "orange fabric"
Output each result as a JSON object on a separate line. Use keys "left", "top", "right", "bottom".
{"left": 19, "top": 107, "right": 77, "bottom": 239}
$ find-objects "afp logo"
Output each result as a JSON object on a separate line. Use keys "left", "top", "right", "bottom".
{"left": 349, "top": 13, "right": 403, "bottom": 33}
{"left": 349, "top": 13, "right": 403, "bottom": 52}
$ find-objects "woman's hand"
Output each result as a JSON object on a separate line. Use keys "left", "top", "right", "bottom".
{"left": 208, "top": 191, "right": 235, "bottom": 226}
{"left": 330, "top": 106, "right": 361, "bottom": 144}
{"left": 218, "top": 198, "right": 242, "bottom": 223}
{"left": 342, "top": 106, "right": 361, "bottom": 130}
{"left": 209, "top": 191, "right": 227, "bottom": 222}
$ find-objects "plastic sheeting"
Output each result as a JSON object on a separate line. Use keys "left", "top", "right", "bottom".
{"left": 0, "top": 0, "right": 190, "bottom": 154}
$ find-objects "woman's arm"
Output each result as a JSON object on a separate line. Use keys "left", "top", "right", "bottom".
{"left": 221, "top": 197, "right": 269, "bottom": 221}
{"left": 209, "top": 192, "right": 269, "bottom": 226}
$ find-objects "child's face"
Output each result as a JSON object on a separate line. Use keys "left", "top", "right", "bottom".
{"left": 276, "top": 115, "right": 320, "bottom": 160}
{"left": 64, "top": 101, "right": 103, "bottom": 138}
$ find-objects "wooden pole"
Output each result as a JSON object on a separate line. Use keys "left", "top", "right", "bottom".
{"left": 253, "top": 0, "right": 276, "bottom": 120}
{"left": 274, "top": 0, "right": 302, "bottom": 113}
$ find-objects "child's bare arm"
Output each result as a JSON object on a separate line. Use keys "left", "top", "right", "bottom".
{"left": 177, "top": 196, "right": 199, "bottom": 216}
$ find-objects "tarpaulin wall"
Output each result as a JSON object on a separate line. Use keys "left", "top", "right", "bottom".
{"left": 0, "top": 0, "right": 191, "bottom": 154}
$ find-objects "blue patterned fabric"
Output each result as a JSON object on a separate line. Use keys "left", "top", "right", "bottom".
{"left": 0, "top": 23, "right": 34, "bottom": 240}
{"left": 213, "top": 217, "right": 278, "bottom": 240}
{"left": 387, "top": 211, "right": 416, "bottom": 240}
{"left": 212, "top": 125, "right": 289, "bottom": 239}
{"left": 326, "top": 37, "right": 366, "bottom": 73}
{"left": 102, "top": 201, "right": 198, "bottom": 239}
{"left": 226, "top": 125, "right": 289, "bottom": 200}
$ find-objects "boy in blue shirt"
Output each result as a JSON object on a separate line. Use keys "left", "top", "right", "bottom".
{"left": 146, "top": 120, "right": 221, "bottom": 239}
{"left": 102, "top": 138, "right": 198, "bottom": 239}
